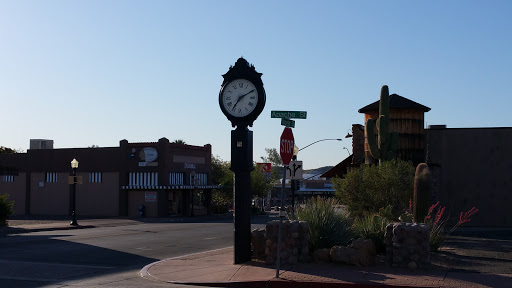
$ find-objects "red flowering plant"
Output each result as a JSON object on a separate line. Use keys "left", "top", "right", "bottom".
{"left": 425, "top": 201, "right": 479, "bottom": 251}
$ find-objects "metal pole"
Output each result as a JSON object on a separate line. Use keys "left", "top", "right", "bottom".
{"left": 291, "top": 155, "right": 297, "bottom": 212}
{"left": 70, "top": 168, "right": 78, "bottom": 226}
{"left": 291, "top": 179, "right": 295, "bottom": 211}
{"left": 276, "top": 166, "right": 287, "bottom": 278}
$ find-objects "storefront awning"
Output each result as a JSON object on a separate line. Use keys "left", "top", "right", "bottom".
{"left": 121, "top": 185, "right": 221, "bottom": 190}
{"left": 295, "top": 188, "right": 335, "bottom": 195}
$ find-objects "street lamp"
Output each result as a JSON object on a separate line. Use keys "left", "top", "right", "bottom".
{"left": 298, "top": 138, "right": 342, "bottom": 152}
{"left": 291, "top": 138, "right": 342, "bottom": 209}
{"left": 70, "top": 158, "right": 79, "bottom": 226}
{"left": 343, "top": 147, "right": 351, "bottom": 156}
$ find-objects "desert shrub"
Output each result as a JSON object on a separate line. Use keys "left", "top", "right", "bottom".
{"left": 289, "top": 196, "right": 352, "bottom": 250}
{"left": 350, "top": 213, "right": 391, "bottom": 253}
{"left": 333, "top": 159, "right": 415, "bottom": 218}
{"left": 0, "top": 193, "right": 14, "bottom": 226}
{"left": 424, "top": 201, "right": 478, "bottom": 251}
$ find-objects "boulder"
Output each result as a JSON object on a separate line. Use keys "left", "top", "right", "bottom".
{"left": 313, "top": 248, "right": 331, "bottom": 262}
{"left": 330, "top": 238, "right": 376, "bottom": 267}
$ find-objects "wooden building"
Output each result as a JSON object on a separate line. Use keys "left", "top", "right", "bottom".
{"left": 358, "top": 94, "right": 431, "bottom": 165}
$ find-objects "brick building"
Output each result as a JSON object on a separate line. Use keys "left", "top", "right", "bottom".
{"left": 0, "top": 138, "right": 218, "bottom": 217}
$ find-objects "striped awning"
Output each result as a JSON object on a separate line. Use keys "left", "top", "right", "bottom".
{"left": 121, "top": 185, "right": 221, "bottom": 190}
{"left": 295, "top": 188, "right": 335, "bottom": 195}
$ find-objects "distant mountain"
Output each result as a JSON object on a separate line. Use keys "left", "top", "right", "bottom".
{"left": 303, "top": 166, "right": 333, "bottom": 176}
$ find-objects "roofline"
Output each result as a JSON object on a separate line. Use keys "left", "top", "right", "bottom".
{"left": 358, "top": 94, "right": 431, "bottom": 113}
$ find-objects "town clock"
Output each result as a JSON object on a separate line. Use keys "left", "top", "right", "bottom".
{"left": 219, "top": 58, "right": 266, "bottom": 128}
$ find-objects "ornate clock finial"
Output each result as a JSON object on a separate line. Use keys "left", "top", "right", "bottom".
{"left": 235, "top": 57, "right": 249, "bottom": 67}
{"left": 222, "top": 57, "right": 262, "bottom": 84}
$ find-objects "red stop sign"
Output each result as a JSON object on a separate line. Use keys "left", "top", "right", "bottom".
{"left": 280, "top": 127, "right": 294, "bottom": 166}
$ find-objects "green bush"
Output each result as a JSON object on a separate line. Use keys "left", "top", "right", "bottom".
{"left": 333, "top": 159, "right": 415, "bottom": 218}
{"left": 289, "top": 196, "right": 352, "bottom": 251}
{"left": 0, "top": 193, "right": 14, "bottom": 226}
{"left": 351, "top": 213, "right": 391, "bottom": 253}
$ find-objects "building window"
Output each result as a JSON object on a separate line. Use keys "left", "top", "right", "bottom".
{"left": 169, "top": 172, "right": 184, "bottom": 185}
{"left": 190, "top": 173, "right": 207, "bottom": 185}
{"left": 129, "top": 172, "right": 158, "bottom": 186}
{"left": 89, "top": 172, "right": 102, "bottom": 183}
{"left": 2, "top": 175, "right": 14, "bottom": 182}
{"left": 45, "top": 172, "right": 58, "bottom": 183}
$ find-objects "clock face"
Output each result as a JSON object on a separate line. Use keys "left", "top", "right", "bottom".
{"left": 221, "top": 79, "right": 259, "bottom": 117}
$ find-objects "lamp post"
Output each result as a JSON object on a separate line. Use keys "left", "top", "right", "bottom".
{"left": 70, "top": 158, "right": 79, "bottom": 226}
{"left": 344, "top": 147, "right": 351, "bottom": 156}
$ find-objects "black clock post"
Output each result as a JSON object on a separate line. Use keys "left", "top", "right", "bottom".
{"left": 231, "top": 126, "right": 253, "bottom": 264}
{"left": 219, "top": 58, "right": 266, "bottom": 264}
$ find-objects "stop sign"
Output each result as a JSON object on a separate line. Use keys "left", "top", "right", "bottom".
{"left": 280, "top": 127, "right": 294, "bottom": 166}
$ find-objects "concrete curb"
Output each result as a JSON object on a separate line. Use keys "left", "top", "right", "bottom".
{"left": 139, "top": 248, "right": 434, "bottom": 288}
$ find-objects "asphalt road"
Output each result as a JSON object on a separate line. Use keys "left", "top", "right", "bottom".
{"left": 0, "top": 215, "right": 272, "bottom": 288}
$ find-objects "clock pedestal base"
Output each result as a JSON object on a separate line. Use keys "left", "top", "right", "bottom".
{"left": 231, "top": 126, "right": 253, "bottom": 264}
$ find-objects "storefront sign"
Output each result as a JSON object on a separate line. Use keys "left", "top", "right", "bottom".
{"left": 184, "top": 163, "right": 196, "bottom": 169}
{"left": 141, "top": 147, "right": 158, "bottom": 162}
{"left": 145, "top": 191, "right": 157, "bottom": 202}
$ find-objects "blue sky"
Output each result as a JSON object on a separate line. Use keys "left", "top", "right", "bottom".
{"left": 1, "top": 1, "right": 511, "bottom": 169}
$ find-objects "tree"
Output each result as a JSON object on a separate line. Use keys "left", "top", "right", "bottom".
{"left": 251, "top": 167, "right": 273, "bottom": 198}
{"left": 0, "top": 193, "right": 14, "bottom": 226}
{"left": 211, "top": 155, "right": 233, "bottom": 212}
{"left": 260, "top": 148, "right": 283, "bottom": 183}
{"left": 211, "top": 155, "right": 272, "bottom": 205}
{"left": 0, "top": 146, "right": 17, "bottom": 154}
{"left": 172, "top": 139, "right": 187, "bottom": 144}
{"left": 262, "top": 148, "right": 282, "bottom": 166}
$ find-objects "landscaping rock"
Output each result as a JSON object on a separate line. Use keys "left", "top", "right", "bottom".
{"left": 408, "top": 261, "right": 418, "bottom": 270}
{"left": 330, "top": 238, "right": 376, "bottom": 266}
{"left": 313, "top": 248, "right": 331, "bottom": 262}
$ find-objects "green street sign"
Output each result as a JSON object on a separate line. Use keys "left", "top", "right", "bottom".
{"left": 281, "top": 118, "right": 295, "bottom": 128}
{"left": 271, "top": 110, "right": 307, "bottom": 119}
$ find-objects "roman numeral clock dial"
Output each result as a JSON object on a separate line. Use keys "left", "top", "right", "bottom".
{"left": 221, "top": 79, "right": 258, "bottom": 117}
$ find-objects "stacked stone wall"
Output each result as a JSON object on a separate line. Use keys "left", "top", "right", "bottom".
{"left": 252, "top": 220, "right": 310, "bottom": 265}
{"left": 385, "top": 222, "right": 430, "bottom": 268}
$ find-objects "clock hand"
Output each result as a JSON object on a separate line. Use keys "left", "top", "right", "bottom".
{"left": 231, "top": 89, "right": 255, "bottom": 111}
{"left": 239, "top": 89, "right": 255, "bottom": 99}
{"left": 232, "top": 100, "right": 239, "bottom": 111}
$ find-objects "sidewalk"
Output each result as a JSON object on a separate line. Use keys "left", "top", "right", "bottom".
{"left": 140, "top": 247, "right": 512, "bottom": 288}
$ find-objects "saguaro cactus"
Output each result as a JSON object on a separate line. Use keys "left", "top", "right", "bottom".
{"left": 366, "top": 85, "right": 399, "bottom": 164}
{"left": 413, "top": 163, "right": 432, "bottom": 223}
